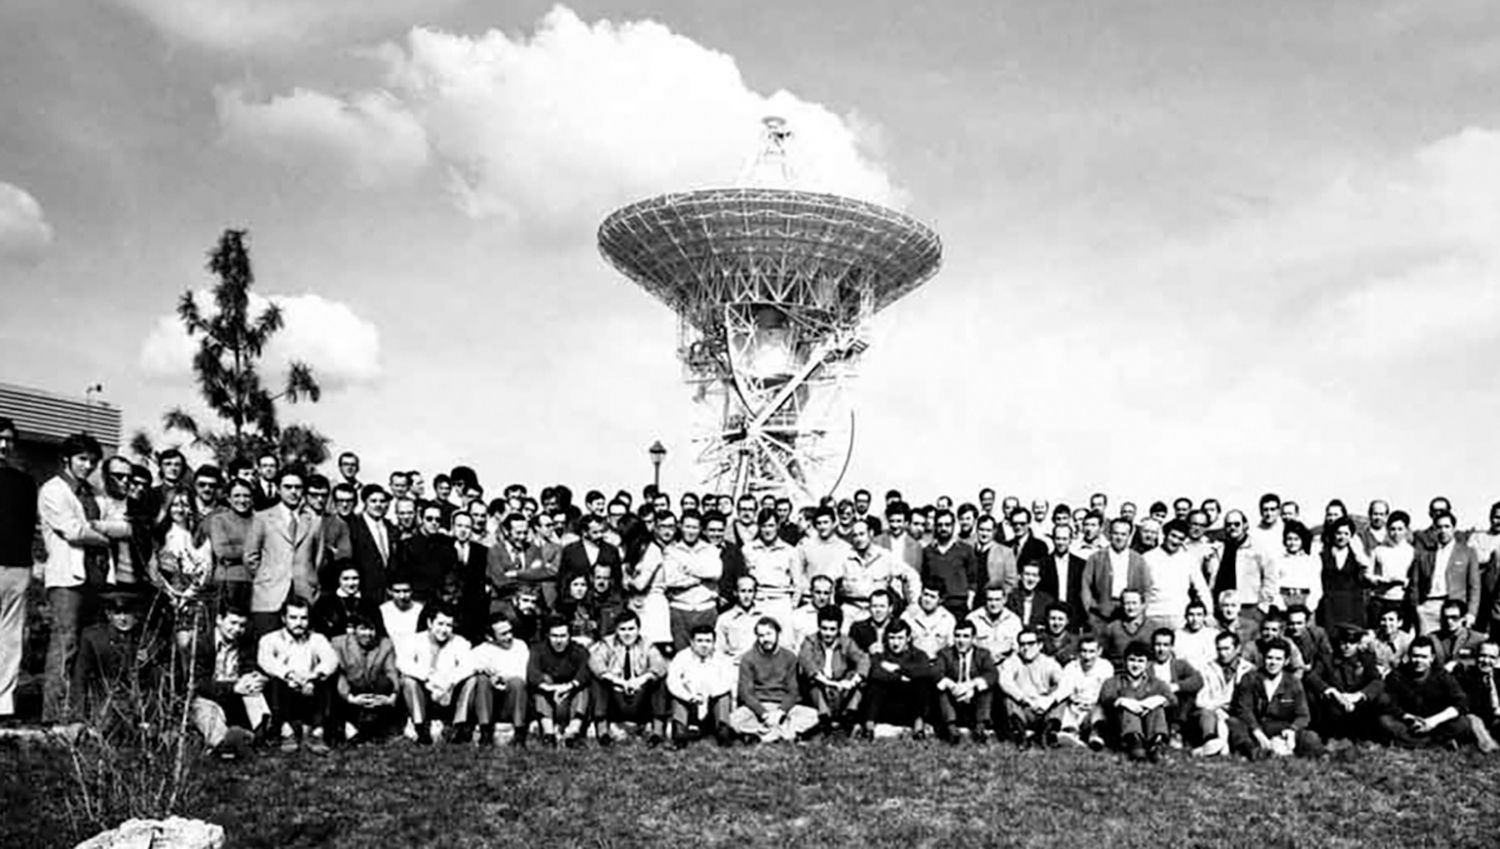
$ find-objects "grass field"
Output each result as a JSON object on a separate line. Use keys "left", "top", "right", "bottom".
{"left": 5, "top": 734, "right": 1499, "bottom": 849}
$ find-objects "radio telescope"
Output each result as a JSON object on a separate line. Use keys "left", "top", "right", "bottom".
{"left": 598, "top": 116, "right": 942, "bottom": 503}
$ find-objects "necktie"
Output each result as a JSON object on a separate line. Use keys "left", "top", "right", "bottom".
{"left": 288, "top": 511, "right": 299, "bottom": 542}
{"left": 1488, "top": 672, "right": 1499, "bottom": 718}
{"left": 376, "top": 522, "right": 388, "bottom": 561}
{"left": 456, "top": 542, "right": 466, "bottom": 563}
{"left": 960, "top": 652, "right": 970, "bottom": 682}
{"left": 623, "top": 645, "right": 634, "bottom": 680}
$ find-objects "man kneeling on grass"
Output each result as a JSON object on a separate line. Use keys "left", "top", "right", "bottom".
{"left": 256, "top": 596, "right": 337, "bottom": 754}
{"left": 1227, "top": 637, "right": 1323, "bottom": 760}
{"left": 730, "top": 616, "right": 818, "bottom": 743}
{"left": 666, "top": 623, "right": 736, "bottom": 748}
{"left": 396, "top": 604, "right": 483, "bottom": 745}
{"left": 330, "top": 613, "right": 400, "bottom": 745}
{"left": 469, "top": 613, "right": 531, "bottom": 747}
{"left": 589, "top": 611, "right": 669, "bottom": 747}
{"left": 1099, "top": 641, "right": 1174, "bottom": 762}
{"left": 528, "top": 616, "right": 593, "bottom": 748}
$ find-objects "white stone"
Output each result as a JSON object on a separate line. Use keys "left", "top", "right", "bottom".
{"left": 75, "top": 817, "right": 224, "bottom": 849}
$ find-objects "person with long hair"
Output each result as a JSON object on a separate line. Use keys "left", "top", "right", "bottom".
{"left": 149, "top": 490, "right": 213, "bottom": 634}
{"left": 622, "top": 511, "right": 674, "bottom": 651}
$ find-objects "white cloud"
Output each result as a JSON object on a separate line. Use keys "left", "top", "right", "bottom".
{"left": 0, "top": 181, "right": 53, "bottom": 262}
{"left": 139, "top": 291, "right": 382, "bottom": 391}
{"left": 215, "top": 6, "right": 903, "bottom": 232}
{"left": 215, "top": 87, "right": 430, "bottom": 187}
{"left": 109, "top": 0, "right": 464, "bottom": 52}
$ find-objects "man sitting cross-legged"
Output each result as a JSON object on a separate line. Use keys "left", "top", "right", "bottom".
{"left": 933, "top": 618, "right": 998, "bottom": 744}
{"left": 1228, "top": 637, "right": 1323, "bottom": 760}
{"left": 396, "top": 604, "right": 484, "bottom": 745}
{"left": 468, "top": 612, "right": 532, "bottom": 747}
{"left": 188, "top": 604, "right": 268, "bottom": 760}
{"left": 666, "top": 624, "right": 736, "bottom": 748}
{"left": 730, "top": 616, "right": 820, "bottom": 743}
{"left": 1099, "top": 641, "right": 1175, "bottom": 762}
{"left": 863, "top": 619, "right": 938, "bottom": 738}
{"left": 999, "top": 626, "right": 1067, "bottom": 748}
{"left": 1305, "top": 625, "right": 1383, "bottom": 746}
{"left": 1056, "top": 634, "right": 1113, "bottom": 750}
{"left": 256, "top": 595, "right": 338, "bottom": 754}
{"left": 1376, "top": 635, "right": 1483, "bottom": 750}
{"left": 798, "top": 605, "right": 869, "bottom": 737}
{"left": 589, "top": 611, "right": 669, "bottom": 747}
{"left": 329, "top": 613, "right": 401, "bottom": 745}
{"left": 1148, "top": 627, "right": 1203, "bottom": 748}
{"left": 527, "top": 616, "right": 593, "bottom": 748}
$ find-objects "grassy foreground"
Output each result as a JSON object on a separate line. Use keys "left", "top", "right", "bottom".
{"left": 4, "top": 735, "right": 1499, "bottom": 848}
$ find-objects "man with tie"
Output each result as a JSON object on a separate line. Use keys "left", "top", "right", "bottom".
{"left": 1048, "top": 524, "right": 1088, "bottom": 627}
{"left": 1007, "top": 562, "right": 1054, "bottom": 629}
{"left": 245, "top": 469, "right": 324, "bottom": 639}
{"left": 933, "top": 619, "right": 998, "bottom": 743}
{"left": 346, "top": 485, "right": 396, "bottom": 604}
{"left": 252, "top": 451, "right": 281, "bottom": 511}
{"left": 556, "top": 515, "right": 623, "bottom": 605}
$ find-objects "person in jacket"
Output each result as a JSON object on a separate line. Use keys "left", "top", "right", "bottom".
{"left": 1304, "top": 625, "right": 1382, "bottom": 743}
{"left": 588, "top": 611, "right": 668, "bottom": 746}
{"left": 527, "top": 616, "right": 593, "bottom": 748}
{"left": 863, "top": 619, "right": 938, "bottom": 738}
{"left": 1227, "top": 638, "right": 1323, "bottom": 759}
{"left": 1377, "top": 636, "right": 1478, "bottom": 750}
{"left": 798, "top": 605, "right": 869, "bottom": 735}
{"left": 1099, "top": 641, "right": 1175, "bottom": 762}
{"left": 932, "top": 618, "right": 997, "bottom": 743}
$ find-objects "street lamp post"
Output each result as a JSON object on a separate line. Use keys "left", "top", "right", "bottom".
{"left": 648, "top": 440, "right": 667, "bottom": 492}
{"left": 84, "top": 384, "right": 102, "bottom": 436}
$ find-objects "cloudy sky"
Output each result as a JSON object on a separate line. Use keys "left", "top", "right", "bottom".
{"left": 3, "top": 1, "right": 1498, "bottom": 520}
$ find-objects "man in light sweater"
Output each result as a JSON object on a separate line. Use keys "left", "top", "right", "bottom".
{"left": 998, "top": 626, "right": 1066, "bottom": 747}
{"left": 662, "top": 510, "right": 724, "bottom": 652}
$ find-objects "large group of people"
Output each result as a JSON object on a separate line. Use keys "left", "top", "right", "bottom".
{"left": 3, "top": 418, "right": 1500, "bottom": 766}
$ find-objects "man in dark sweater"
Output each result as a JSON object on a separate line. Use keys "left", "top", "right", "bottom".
{"left": 729, "top": 616, "right": 817, "bottom": 743}
{"left": 1304, "top": 626, "right": 1383, "bottom": 743}
{"left": 864, "top": 619, "right": 938, "bottom": 738}
{"left": 0, "top": 416, "right": 38, "bottom": 721}
{"left": 920, "top": 510, "right": 981, "bottom": 620}
{"left": 526, "top": 617, "right": 592, "bottom": 748}
{"left": 1377, "top": 636, "right": 1479, "bottom": 750}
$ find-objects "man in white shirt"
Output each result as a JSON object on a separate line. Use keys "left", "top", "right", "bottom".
{"left": 1056, "top": 635, "right": 1113, "bottom": 749}
{"left": 1192, "top": 630, "right": 1255, "bottom": 756}
{"left": 788, "top": 575, "right": 839, "bottom": 652}
{"left": 967, "top": 584, "right": 1023, "bottom": 664}
{"left": 1248, "top": 493, "right": 1284, "bottom": 559}
{"left": 1144, "top": 520, "right": 1210, "bottom": 630}
{"left": 256, "top": 596, "right": 338, "bottom": 754}
{"left": 379, "top": 575, "right": 425, "bottom": 650}
{"left": 1175, "top": 600, "right": 1219, "bottom": 674}
{"left": 840, "top": 519, "right": 900, "bottom": 624}
{"left": 396, "top": 605, "right": 481, "bottom": 744}
{"left": 662, "top": 509, "right": 723, "bottom": 652}
{"left": 469, "top": 613, "right": 531, "bottom": 745}
{"left": 667, "top": 624, "right": 736, "bottom": 748}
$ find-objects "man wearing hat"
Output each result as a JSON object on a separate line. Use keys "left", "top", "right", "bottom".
{"left": 1304, "top": 624, "right": 1383, "bottom": 744}
{"left": 73, "top": 587, "right": 161, "bottom": 732}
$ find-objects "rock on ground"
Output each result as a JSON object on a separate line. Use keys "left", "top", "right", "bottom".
{"left": 74, "top": 817, "right": 224, "bottom": 849}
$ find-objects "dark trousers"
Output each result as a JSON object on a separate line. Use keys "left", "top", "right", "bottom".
{"left": 468, "top": 676, "right": 529, "bottom": 727}
{"left": 865, "top": 678, "right": 931, "bottom": 727}
{"left": 937, "top": 690, "right": 994, "bottom": 730}
{"left": 592, "top": 678, "right": 667, "bottom": 722}
{"left": 532, "top": 686, "right": 591, "bottom": 724}
{"left": 331, "top": 678, "right": 400, "bottom": 741}
{"left": 43, "top": 586, "right": 92, "bottom": 723}
{"left": 1376, "top": 714, "right": 1472, "bottom": 749}
{"left": 1311, "top": 695, "right": 1379, "bottom": 741}
{"left": 807, "top": 683, "right": 863, "bottom": 722}
{"left": 266, "top": 677, "right": 331, "bottom": 735}
{"left": 1107, "top": 705, "right": 1168, "bottom": 746}
{"left": 1227, "top": 718, "right": 1324, "bottom": 757}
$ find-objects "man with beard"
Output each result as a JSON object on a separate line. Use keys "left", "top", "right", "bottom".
{"left": 920, "top": 510, "right": 982, "bottom": 621}
{"left": 730, "top": 616, "right": 818, "bottom": 744}
{"left": 256, "top": 596, "right": 337, "bottom": 754}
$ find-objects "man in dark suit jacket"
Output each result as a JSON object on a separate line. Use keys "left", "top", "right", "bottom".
{"left": 343, "top": 486, "right": 398, "bottom": 603}
{"left": 933, "top": 619, "right": 998, "bottom": 741}
{"left": 1227, "top": 638, "right": 1323, "bottom": 758}
{"left": 1047, "top": 526, "right": 1089, "bottom": 627}
{"left": 1455, "top": 640, "right": 1500, "bottom": 747}
{"left": 394, "top": 503, "right": 460, "bottom": 602}
{"left": 1007, "top": 508, "right": 1051, "bottom": 576}
{"left": 1007, "top": 561, "right": 1056, "bottom": 630}
{"left": 555, "top": 516, "right": 622, "bottom": 600}
{"left": 1081, "top": 519, "right": 1152, "bottom": 632}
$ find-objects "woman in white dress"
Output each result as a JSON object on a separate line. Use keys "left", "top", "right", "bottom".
{"left": 1275, "top": 521, "right": 1321, "bottom": 617}
{"left": 621, "top": 512, "right": 673, "bottom": 648}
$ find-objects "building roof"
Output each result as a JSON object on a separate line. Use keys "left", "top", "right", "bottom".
{"left": 0, "top": 381, "right": 121, "bottom": 450}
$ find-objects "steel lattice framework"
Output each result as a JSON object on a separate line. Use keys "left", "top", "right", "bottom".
{"left": 599, "top": 187, "right": 942, "bottom": 503}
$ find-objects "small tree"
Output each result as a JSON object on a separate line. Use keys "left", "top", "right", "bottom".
{"left": 137, "top": 229, "right": 330, "bottom": 469}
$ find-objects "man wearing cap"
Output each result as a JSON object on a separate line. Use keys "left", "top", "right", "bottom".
{"left": 1305, "top": 625, "right": 1383, "bottom": 744}
{"left": 74, "top": 589, "right": 161, "bottom": 732}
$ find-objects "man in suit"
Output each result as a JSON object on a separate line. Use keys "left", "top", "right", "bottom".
{"left": 251, "top": 451, "right": 280, "bottom": 512}
{"left": 1007, "top": 561, "right": 1055, "bottom": 629}
{"left": 1081, "top": 519, "right": 1152, "bottom": 632}
{"left": 1227, "top": 638, "right": 1323, "bottom": 759}
{"left": 245, "top": 469, "right": 325, "bottom": 639}
{"left": 345, "top": 485, "right": 397, "bottom": 604}
{"left": 303, "top": 474, "right": 351, "bottom": 577}
{"left": 933, "top": 619, "right": 998, "bottom": 742}
{"left": 394, "top": 502, "right": 456, "bottom": 602}
{"left": 555, "top": 514, "right": 622, "bottom": 601}
{"left": 487, "top": 512, "right": 547, "bottom": 602}
{"left": 1006, "top": 508, "right": 1051, "bottom": 578}
{"left": 1047, "top": 524, "right": 1087, "bottom": 625}
{"left": 1407, "top": 511, "right": 1482, "bottom": 636}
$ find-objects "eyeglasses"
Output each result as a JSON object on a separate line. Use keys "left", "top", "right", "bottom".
{"left": 422, "top": 515, "right": 440, "bottom": 523}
